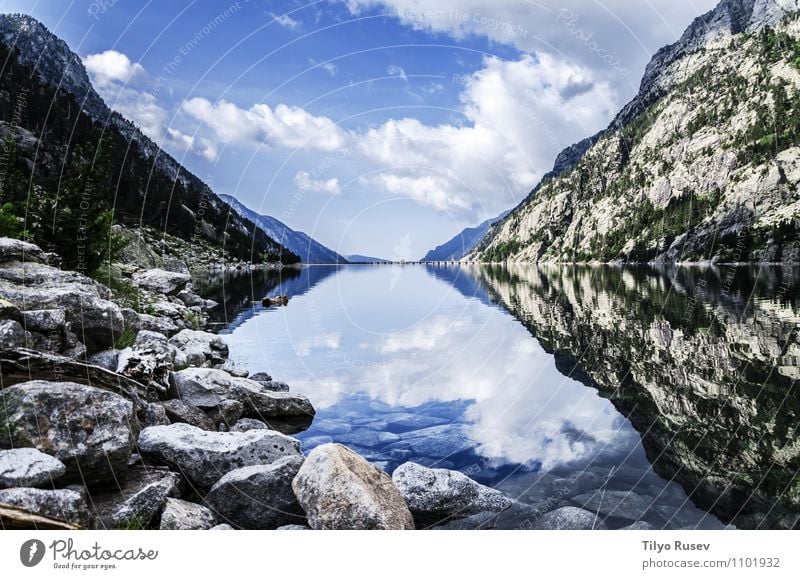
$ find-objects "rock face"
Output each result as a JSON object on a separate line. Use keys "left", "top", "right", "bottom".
{"left": 204, "top": 456, "right": 305, "bottom": 529}
{"left": 159, "top": 498, "right": 216, "bottom": 530}
{"left": 292, "top": 444, "right": 414, "bottom": 530}
{"left": 168, "top": 330, "right": 229, "bottom": 367}
{"left": 132, "top": 269, "right": 191, "bottom": 295}
{"left": 0, "top": 381, "right": 136, "bottom": 485}
{"left": 137, "top": 423, "right": 301, "bottom": 489}
{"left": 0, "top": 448, "right": 66, "bottom": 489}
{"left": 471, "top": 3, "right": 800, "bottom": 265}
{"left": 0, "top": 487, "right": 90, "bottom": 527}
{"left": 392, "top": 462, "right": 513, "bottom": 526}
{"left": 0, "top": 260, "right": 124, "bottom": 352}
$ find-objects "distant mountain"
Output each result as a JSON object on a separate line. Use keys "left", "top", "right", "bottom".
{"left": 421, "top": 211, "right": 510, "bottom": 262}
{"left": 219, "top": 195, "right": 347, "bottom": 264}
{"left": 346, "top": 255, "right": 389, "bottom": 263}
{"left": 0, "top": 14, "right": 297, "bottom": 265}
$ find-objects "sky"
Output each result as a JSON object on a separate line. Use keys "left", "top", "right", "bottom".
{"left": 0, "top": 0, "right": 719, "bottom": 259}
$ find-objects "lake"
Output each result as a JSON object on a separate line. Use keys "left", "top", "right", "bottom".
{"left": 194, "top": 264, "right": 800, "bottom": 530}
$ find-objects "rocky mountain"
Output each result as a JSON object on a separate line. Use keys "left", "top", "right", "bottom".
{"left": 219, "top": 195, "right": 347, "bottom": 264}
{"left": 346, "top": 254, "right": 389, "bottom": 263}
{"left": 0, "top": 14, "right": 298, "bottom": 266}
{"left": 421, "top": 211, "right": 510, "bottom": 262}
{"left": 471, "top": 0, "right": 800, "bottom": 264}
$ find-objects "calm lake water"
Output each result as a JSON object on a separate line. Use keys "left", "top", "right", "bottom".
{"left": 195, "top": 264, "right": 800, "bottom": 530}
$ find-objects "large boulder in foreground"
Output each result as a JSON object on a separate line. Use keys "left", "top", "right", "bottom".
{"left": 132, "top": 269, "right": 190, "bottom": 296}
{"left": 159, "top": 498, "right": 216, "bottom": 530}
{"left": 167, "top": 330, "right": 228, "bottom": 366}
{"left": 0, "top": 381, "right": 137, "bottom": 486}
{"left": 292, "top": 444, "right": 414, "bottom": 530}
{"left": 137, "top": 423, "right": 301, "bottom": 489}
{"left": 0, "top": 448, "right": 66, "bottom": 489}
{"left": 0, "top": 487, "right": 90, "bottom": 527}
{"left": 0, "top": 258, "right": 124, "bottom": 352}
{"left": 392, "top": 462, "right": 512, "bottom": 526}
{"left": 204, "top": 456, "right": 305, "bottom": 529}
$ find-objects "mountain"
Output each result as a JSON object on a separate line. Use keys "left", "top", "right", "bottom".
{"left": 346, "top": 255, "right": 389, "bottom": 263}
{"left": 0, "top": 14, "right": 298, "bottom": 266}
{"left": 421, "top": 210, "right": 510, "bottom": 262}
{"left": 219, "top": 194, "right": 348, "bottom": 264}
{"left": 471, "top": 0, "right": 800, "bottom": 264}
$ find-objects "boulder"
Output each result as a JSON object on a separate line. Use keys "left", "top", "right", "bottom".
{"left": 160, "top": 400, "right": 216, "bottom": 431}
{"left": 0, "top": 448, "right": 66, "bottom": 489}
{"left": 532, "top": 506, "right": 606, "bottom": 530}
{"left": 205, "top": 456, "right": 305, "bottom": 529}
{"left": 0, "top": 237, "right": 46, "bottom": 263}
{"left": 137, "top": 403, "right": 171, "bottom": 428}
{"left": 117, "top": 330, "right": 178, "bottom": 389}
{"left": 206, "top": 400, "right": 243, "bottom": 430}
{"left": 209, "top": 523, "right": 234, "bottom": 530}
{"left": 159, "top": 498, "right": 216, "bottom": 530}
{"left": 86, "top": 349, "right": 120, "bottom": 372}
{"left": 230, "top": 418, "right": 269, "bottom": 432}
{"left": 20, "top": 309, "right": 66, "bottom": 333}
{"left": 219, "top": 360, "right": 248, "bottom": 377}
{"left": 168, "top": 329, "right": 228, "bottom": 366}
{"left": 276, "top": 524, "right": 309, "bottom": 530}
{"left": 170, "top": 368, "right": 314, "bottom": 420}
{"left": 0, "top": 487, "right": 90, "bottom": 527}
{"left": 139, "top": 314, "right": 180, "bottom": 337}
{"left": 0, "top": 319, "right": 28, "bottom": 350}
{"left": 132, "top": 269, "right": 191, "bottom": 295}
{"left": 0, "top": 381, "right": 137, "bottom": 486}
{"left": 292, "top": 444, "right": 414, "bottom": 530}
{"left": 392, "top": 462, "right": 512, "bottom": 526}
{"left": 137, "top": 423, "right": 302, "bottom": 489}
{"left": 0, "top": 261, "right": 124, "bottom": 352}
{"left": 91, "top": 466, "right": 183, "bottom": 529}
{"left": 249, "top": 372, "right": 272, "bottom": 383}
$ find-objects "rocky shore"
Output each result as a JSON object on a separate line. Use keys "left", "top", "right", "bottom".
{"left": 0, "top": 236, "right": 612, "bottom": 530}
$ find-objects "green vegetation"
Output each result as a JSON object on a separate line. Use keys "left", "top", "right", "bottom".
{"left": 484, "top": 239, "right": 522, "bottom": 262}
{"left": 113, "top": 326, "right": 137, "bottom": 350}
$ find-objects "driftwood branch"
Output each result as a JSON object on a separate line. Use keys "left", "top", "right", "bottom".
{"left": 0, "top": 503, "right": 83, "bottom": 530}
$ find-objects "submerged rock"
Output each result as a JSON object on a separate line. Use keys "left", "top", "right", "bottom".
{"left": 0, "top": 448, "right": 66, "bottom": 489}
{"left": 0, "top": 487, "right": 90, "bottom": 527}
{"left": 532, "top": 506, "right": 606, "bottom": 530}
{"left": 392, "top": 462, "right": 512, "bottom": 526}
{"left": 0, "top": 381, "right": 136, "bottom": 486}
{"left": 571, "top": 490, "right": 656, "bottom": 522}
{"left": 159, "top": 498, "right": 216, "bottom": 530}
{"left": 137, "top": 423, "right": 301, "bottom": 489}
{"left": 204, "top": 456, "right": 305, "bottom": 529}
{"left": 292, "top": 443, "right": 414, "bottom": 530}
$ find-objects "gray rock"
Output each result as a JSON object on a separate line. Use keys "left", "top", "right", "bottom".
{"left": 87, "top": 349, "right": 120, "bottom": 372}
{"left": 0, "top": 296, "right": 22, "bottom": 321}
{"left": 159, "top": 498, "right": 216, "bottom": 530}
{"left": 138, "top": 403, "right": 171, "bottom": 428}
{"left": 0, "top": 487, "right": 90, "bottom": 527}
{"left": 384, "top": 413, "right": 449, "bottom": 430}
{"left": 302, "top": 435, "right": 334, "bottom": 448}
{"left": 230, "top": 418, "right": 269, "bottom": 432}
{"left": 622, "top": 521, "right": 656, "bottom": 530}
{"left": 571, "top": 490, "right": 656, "bottom": 522}
{"left": 0, "top": 237, "right": 46, "bottom": 263}
{"left": 0, "top": 448, "right": 67, "bottom": 489}
{"left": 137, "top": 423, "right": 302, "bottom": 489}
{"left": 0, "top": 319, "right": 28, "bottom": 349}
{"left": 21, "top": 309, "right": 65, "bottom": 333}
{"left": 433, "top": 501, "right": 541, "bottom": 530}
{"left": 249, "top": 372, "right": 272, "bottom": 382}
{"left": 311, "top": 419, "right": 351, "bottom": 435}
{"left": 337, "top": 429, "right": 400, "bottom": 448}
{"left": 209, "top": 523, "right": 234, "bottom": 530}
{"left": 170, "top": 368, "right": 314, "bottom": 420}
{"left": 168, "top": 330, "right": 228, "bottom": 366}
{"left": 205, "top": 456, "right": 305, "bottom": 529}
{"left": 260, "top": 380, "right": 290, "bottom": 392}
{"left": 117, "top": 330, "right": 179, "bottom": 389}
{"left": 276, "top": 524, "right": 310, "bottom": 530}
{"left": 0, "top": 261, "right": 124, "bottom": 352}
{"left": 0, "top": 381, "right": 136, "bottom": 486}
{"left": 92, "top": 466, "right": 183, "bottom": 529}
{"left": 292, "top": 443, "right": 414, "bottom": 530}
{"left": 392, "top": 462, "right": 512, "bottom": 526}
{"left": 132, "top": 269, "right": 191, "bottom": 295}
{"left": 219, "top": 360, "right": 248, "bottom": 377}
{"left": 532, "top": 506, "right": 606, "bottom": 530}
{"left": 139, "top": 314, "right": 179, "bottom": 336}
{"left": 160, "top": 399, "right": 216, "bottom": 431}
{"left": 206, "top": 400, "right": 243, "bottom": 430}
{"left": 385, "top": 424, "right": 469, "bottom": 458}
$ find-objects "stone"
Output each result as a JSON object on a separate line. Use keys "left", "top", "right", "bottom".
{"left": 433, "top": 501, "right": 541, "bottom": 530}
{"left": 0, "top": 487, "right": 90, "bottom": 527}
{"left": 132, "top": 269, "right": 191, "bottom": 295}
{"left": 0, "top": 296, "right": 22, "bottom": 321}
{"left": 91, "top": 466, "right": 183, "bottom": 529}
{"left": 204, "top": 456, "right": 305, "bottom": 529}
{"left": 337, "top": 430, "right": 400, "bottom": 448}
{"left": 137, "top": 423, "right": 302, "bottom": 489}
{"left": 0, "top": 381, "right": 137, "bottom": 486}
{"left": 385, "top": 424, "right": 469, "bottom": 458}
{"left": 311, "top": 419, "right": 352, "bottom": 435}
{"left": 137, "top": 403, "right": 171, "bottom": 428}
{"left": 249, "top": 372, "right": 272, "bottom": 383}
{"left": 384, "top": 413, "right": 449, "bottom": 430}
{"left": 571, "top": 490, "right": 657, "bottom": 522}
{"left": 139, "top": 314, "right": 179, "bottom": 336}
{"left": 302, "top": 435, "right": 334, "bottom": 448}
{"left": 159, "top": 498, "right": 216, "bottom": 530}
{"left": 117, "top": 331, "right": 178, "bottom": 389}
{"left": 622, "top": 521, "right": 656, "bottom": 530}
{"left": 0, "top": 319, "right": 28, "bottom": 349}
{"left": 532, "top": 506, "right": 606, "bottom": 530}
{"left": 168, "top": 330, "right": 228, "bottom": 366}
{"left": 292, "top": 444, "right": 414, "bottom": 530}
{"left": 20, "top": 309, "right": 65, "bottom": 333}
{"left": 230, "top": 418, "right": 269, "bottom": 432}
{"left": 0, "top": 237, "right": 46, "bottom": 263}
{"left": 276, "top": 524, "right": 309, "bottom": 530}
{"left": 392, "top": 462, "right": 513, "bottom": 526}
{"left": 210, "top": 523, "right": 234, "bottom": 530}
{"left": 160, "top": 399, "right": 216, "bottom": 431}
{"left": 206, "top": 400, "right": 243, "bottom": 430}
{"left": 0, "top": 448, "right": 66, "bottom": 489}
{"left": 219, "top": 360, "right": 248, "bottom": 377}
{"left": 86, "top": 349, "right": 120, "bottom": 372}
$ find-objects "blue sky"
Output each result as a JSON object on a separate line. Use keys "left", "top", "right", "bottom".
{"left": 0, "top": 0, "right": 718, "bottom": 259}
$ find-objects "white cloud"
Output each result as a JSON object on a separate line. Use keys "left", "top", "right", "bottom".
{"left": 309, "top": 58, "right": 338, "bottom": 76}
{"left": 84, "top": 50, "right": 148, "bottom": 88}
{"left": 181, "top": 98, "right": 348, "bottom": 152}
{"left": 269, "top": 11, "right": 299, "bottom": 29}
{"left": 386, "top": 64, "right": 408, "bottom": 80}
{"left": 294, "top": 170, "right": 342, "bottom": 196}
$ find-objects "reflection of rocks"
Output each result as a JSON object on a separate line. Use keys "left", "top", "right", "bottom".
{"left": 475, "top": 264, "right": 800, "bottom": 529}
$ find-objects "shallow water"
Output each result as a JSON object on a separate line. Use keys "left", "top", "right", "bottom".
{"left": 196, "top": 264, "right": 800, "bottom": 530}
